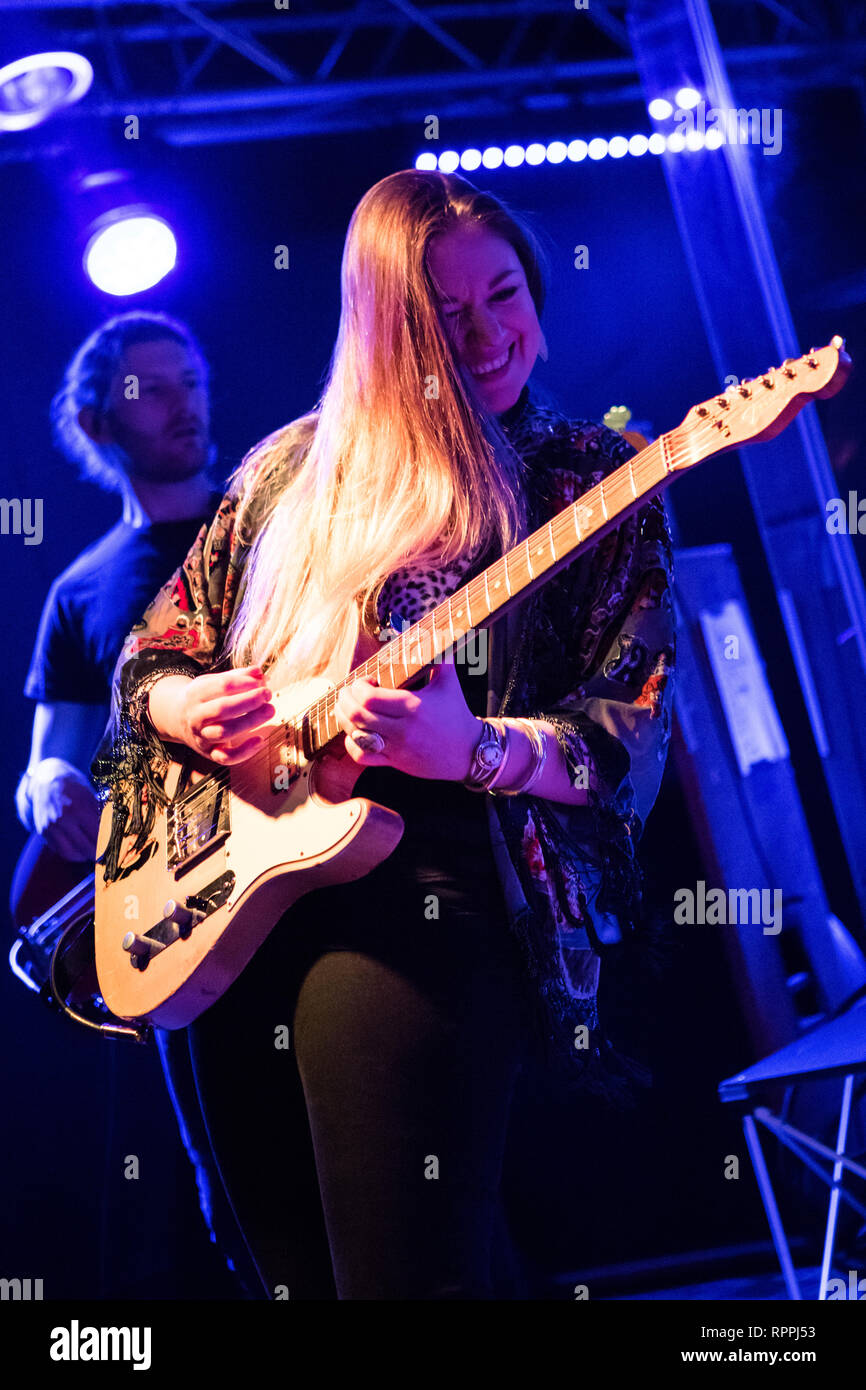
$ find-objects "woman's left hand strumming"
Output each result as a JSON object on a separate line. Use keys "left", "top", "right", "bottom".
{"left": 334, "top": 653, "right": 480, "bottom": 781}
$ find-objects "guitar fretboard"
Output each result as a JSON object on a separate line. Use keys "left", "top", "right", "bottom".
{"left": 298, "top": 430, "right": 678, "bottom": 756}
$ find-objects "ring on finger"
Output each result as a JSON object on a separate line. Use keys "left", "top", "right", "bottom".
{"left": 349, "top": 728, "right": 386, "bottom": 754}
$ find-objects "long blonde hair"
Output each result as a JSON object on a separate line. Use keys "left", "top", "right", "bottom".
{"left": 225, "top": 168, "right": 548, "bottom": 680}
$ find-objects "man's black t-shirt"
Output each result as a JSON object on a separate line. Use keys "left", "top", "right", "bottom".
{"left": 24, "top": 497, "right": 223, "bottom": 706}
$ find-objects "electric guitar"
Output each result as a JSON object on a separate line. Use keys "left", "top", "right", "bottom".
{"left": 92, "top": 339, "right": 852, "bottom": 1029}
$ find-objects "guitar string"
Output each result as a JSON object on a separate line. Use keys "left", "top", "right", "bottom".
{"left": 220, "top": 427, "right": 689, "bottom": 800}
{"left": 202, "top": 391, "right": 790, "bottom": 802}
{"left": 286, "top": 428, "right": 687, "bottom": 750}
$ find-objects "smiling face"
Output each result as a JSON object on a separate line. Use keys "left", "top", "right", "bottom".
{"left": 426, "top": 223, "right": 543, "bottom": 415}
{"left": 98, "top": 337, "right": 210, "bottom": 481}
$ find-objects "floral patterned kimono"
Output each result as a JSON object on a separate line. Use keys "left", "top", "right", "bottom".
{"left": 92, "top": 383, "right": 675, "bottom": 1096}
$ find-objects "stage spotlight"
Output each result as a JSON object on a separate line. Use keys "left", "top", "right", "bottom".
{"left": 648, "top": 97, "right": 673, "bottom": 120}
{"left": 84, "top": 210, "right": 177, "bottom": 297}
{"left": 0, "top": 51, "right": 92, "bottom": 131}
{"left": 675, "top": 86, "right": 701, "bottom": 109}
{"left": 412, "top": 123, "right": 728, "bottom": 174}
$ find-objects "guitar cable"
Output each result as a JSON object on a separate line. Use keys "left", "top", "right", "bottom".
{"left": 48, "top": 930, "right": 152, "bottom": 1044}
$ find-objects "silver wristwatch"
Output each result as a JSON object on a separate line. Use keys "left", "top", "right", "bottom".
{"left": 462, "top": 720, "right": 505, "bottom": 792}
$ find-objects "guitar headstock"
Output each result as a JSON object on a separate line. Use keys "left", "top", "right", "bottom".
{"left": 670, "top": 336, "right": 852, "bottom": 470}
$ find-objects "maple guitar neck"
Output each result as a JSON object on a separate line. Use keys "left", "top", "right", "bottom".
{"left": 299, "top": 433, "right": 673, "bottom": 758}
{"left": 290, "top": 336, "right": 853, "bottom": 761}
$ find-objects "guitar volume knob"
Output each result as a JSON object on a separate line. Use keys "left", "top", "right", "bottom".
{"left": 163, "top": 899, "right": 206, "bottom": 929}
{"left": 122, "top": 932, "right": 166, "bottom": 957}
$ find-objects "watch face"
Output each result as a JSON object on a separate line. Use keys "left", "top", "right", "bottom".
{"left": 479, "top": 742, "right": 503, "bottom": 769}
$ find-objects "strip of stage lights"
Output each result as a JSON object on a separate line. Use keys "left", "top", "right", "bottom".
{"left": 416, "top": 129, "right": 725, "bottom": 173}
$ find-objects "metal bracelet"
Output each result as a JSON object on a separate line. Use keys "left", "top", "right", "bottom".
{"left": 484, "top": 720, "right": 514, "bottom": 790}
{"left": 462, "top": 719, "right": 505, "bottom": 792}
{"left": 489, "top": 718, "right": 548, "bottom": 797}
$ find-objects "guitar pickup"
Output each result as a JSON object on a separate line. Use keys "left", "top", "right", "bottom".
{"left": 167, "top": 772, "right": 231, "bottom": 872}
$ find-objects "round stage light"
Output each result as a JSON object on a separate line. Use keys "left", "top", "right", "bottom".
{"left": 437, "top": 150, "right": 460, "bottom": 172}
{"left": 525, "top": 143, "right": 547, "bottom": 165}
{"left": 567, "top": 139, "right": 588, "bottom": 162}
{"left": 608, "top": 136, "right": 629, "bottom": 159}
{"left": 415, "top": 152, "right": 438, "bottom": 169}
{"left": 546, "top": 141, "right": 567, "bottom": 164}
{"left": 675, "top": 87, "right": 701, "bottom": 109}
{"left": 648, "top": 133, "right": 667, "bottom": 154}
{"left": 587, "top": 138, "right": 608, "bottom": 161}
{"left": 0, "top": 51, "right": 93, "bottom": 131}
{"left": 628, "top": 134, "right": 649, "bottom": 157}
{"left": 482, "top": 146, "right": 504, "bottom": 168}
{"left": 504, "top": 145, "right": 525, "bottom": 167}
{"left": 84, "top": 212, "right": 177, "bottom": 296}
{"left": 460, "top": 148, "right": 482, "bottom": 170}
{"left": 647, "top": 98, "right": 673, "bottom": 121}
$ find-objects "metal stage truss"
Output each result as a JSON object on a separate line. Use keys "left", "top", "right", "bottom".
{"left": 0, "top": 1, "right": 864, "bottom": 151}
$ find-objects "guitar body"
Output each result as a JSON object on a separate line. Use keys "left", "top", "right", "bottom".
{"left": 94, "top": 671, "right": 406, "bottom": 1029}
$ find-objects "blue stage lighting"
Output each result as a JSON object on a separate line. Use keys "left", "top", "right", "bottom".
{"left": 647, "top": 97, "right": 673, "bottom": 120}
{"left": 414, "top": 122, "right": 728, "bottom": 173}
{"left": 0, "top": 50, "right": 92, "bottom": 131}
{"left": 84, "top": 212, "right": 177, "bottom": 296}
{"left": 675, "top": 86, "right": 701, "bottom": 109}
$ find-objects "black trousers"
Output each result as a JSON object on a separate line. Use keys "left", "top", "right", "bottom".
{"left": 165, "top": 768, "right": 536, "bottom": 1300}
